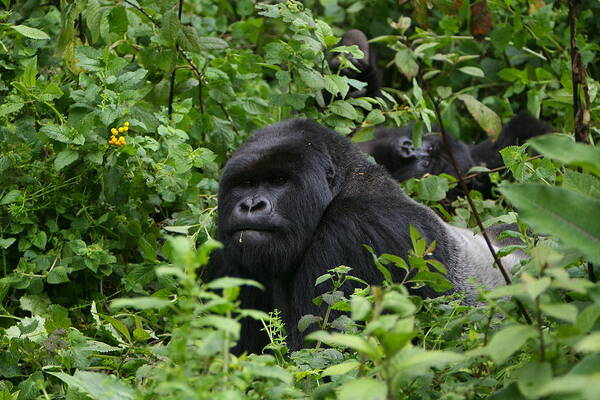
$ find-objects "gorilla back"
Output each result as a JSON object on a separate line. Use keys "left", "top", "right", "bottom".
{"left": 210, "top": 119, "right": 514, "bottom": 353}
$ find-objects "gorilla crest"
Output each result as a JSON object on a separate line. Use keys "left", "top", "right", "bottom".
{"left": 210, "top": 119, "right": 519, "bottom": 353}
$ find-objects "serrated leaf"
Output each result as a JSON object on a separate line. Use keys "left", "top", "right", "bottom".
{"left": 500, "top": 183, "right": 600, "bottom": 263}
{"left": 11, "top": 24, "right": 50, "bottom": 39}
{"left": 306, "top": 332, "right": 380, "bottom": 360}
{"left": 54, "top": 149, "right": 79, "bottom": 171}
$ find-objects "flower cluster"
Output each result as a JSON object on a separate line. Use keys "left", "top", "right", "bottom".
{"left": 108, "top": 122, "right": 129, "bottom": 146}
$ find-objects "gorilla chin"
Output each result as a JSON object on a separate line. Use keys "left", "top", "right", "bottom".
{"left": 209, "top": 119, "right": 523, "bottom": 354}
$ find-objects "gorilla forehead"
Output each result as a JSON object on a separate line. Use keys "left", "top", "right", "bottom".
{"left": 224, "top": 120, "right": 341, "bottom": 172}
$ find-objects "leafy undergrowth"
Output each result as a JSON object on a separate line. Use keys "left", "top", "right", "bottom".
{"left": 1, "top": 0, "right": 599, "bottom": 399}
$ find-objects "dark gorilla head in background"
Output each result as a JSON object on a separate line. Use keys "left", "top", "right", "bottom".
{"left": 357, "top": 125, "right": 474, "bottom": 182}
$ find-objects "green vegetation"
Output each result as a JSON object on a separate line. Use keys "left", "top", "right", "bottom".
{"left": 1, "top": 0, "right": 599, "bottom": 398}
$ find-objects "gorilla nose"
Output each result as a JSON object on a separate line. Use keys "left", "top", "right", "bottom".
{"left": 237, "top": 196, "right": 272, "bottom": 217}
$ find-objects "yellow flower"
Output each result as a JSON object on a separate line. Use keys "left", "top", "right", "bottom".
{"left": 118, "top": 127, "right": 125, "bottom": 133}
{"left": 111, "top": 128, "right": 118, "bottom": 135}
{"left": 124, "top": 121, "right": 129, "bottom": 127}
{"left": 123, "top": 126, "right": 129, "bottom": 131}
{"left": 118, "top": 136, "right": 126, "bottom": 145}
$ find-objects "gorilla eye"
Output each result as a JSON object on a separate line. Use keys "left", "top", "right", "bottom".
{"left": 271, "top": 175, "right": 288, "bottom": 186}
{"left": 240, "top": 178, "right": 255, "bottom": 187}
{"left": 426, "top": 145, "right": 434, "bottom": 153}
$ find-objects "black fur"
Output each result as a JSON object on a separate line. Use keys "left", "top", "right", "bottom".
{"left": 358, "top": 113, "right": 552, "bottom": 194}
{"left": 210, "top": 119, "right": 515, "bottom": 353}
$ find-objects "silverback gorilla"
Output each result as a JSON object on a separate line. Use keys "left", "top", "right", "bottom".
{"left": 209, "top": 119, "right": 520, "bottom": 353}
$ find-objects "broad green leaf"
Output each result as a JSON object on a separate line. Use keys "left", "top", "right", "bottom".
{"left": 500, "top": 183, "right": 600, "bottom": 263}
{"left": 329, "top": 101, "right": 358, "bottom": 120}
{"left": 306, "top": 331, "right": 380, "bottom": 360}
{"left": 110, "top": 297, "right": 171, "bottom": 310}
{"left": 322, "top": 359, "right": 360, "bottom": 376}
{"left": 337, "top": 378, "right": 387, "bottom": 400}
{"left": 395, "top": 48, "right": 418, "bottom": 80}
{"left": 529, "top": 135, "right": 600, "bottom": 177}
{"left": 517, "top": 362, "right": 552, "bottom": 399}
{"left": 457, "top": 94, "right": 501, "bottom": 138}
{"left": 297, "top": 314, "right": 322, "bottom": 332}
{"left": 0, "top": 237, "right": 16, "bottom": 249}
{"left": 575, "top": 332, "right": 600, "bottom": 353}
{"left": 54, "top": 149, "right": 79, "bottom": 171}
{"left": 485, "top": 324, "right": 537, "bottom": 364}
{"left": 298, "top": 68, "right": 325, "bottom": 90}
{"left": 540, "top": 302, "right": 578, "bottom": 323}
{"left": 47, "top": 267, "right": 70, "bottom": 284}
{"left": 47, "top": 370, "right": 135, "bottom": 400}
{"left": 11, "top": 25, "right": 50, "bottom": 40}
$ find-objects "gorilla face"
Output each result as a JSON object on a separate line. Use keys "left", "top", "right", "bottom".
{"left": 359, "top": 127, "right": 474, "bottom": 182}
{"left": 218, "top": 134, "right": 336, "bottom": 278}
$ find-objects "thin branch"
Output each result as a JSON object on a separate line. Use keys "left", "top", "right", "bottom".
{"left": 568, "top": 0, "right": 590, "bottom": 144}
{"left": 423, "top": 87, "right": 532, "bottom": 325}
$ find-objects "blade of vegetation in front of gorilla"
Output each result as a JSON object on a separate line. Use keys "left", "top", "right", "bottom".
{"left": 500, "top": 183, "right": 600, "bottom": 263}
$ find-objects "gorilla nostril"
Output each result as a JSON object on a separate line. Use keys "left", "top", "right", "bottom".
{"left": 238, "top": 197, "right": 271, "bottom": 215}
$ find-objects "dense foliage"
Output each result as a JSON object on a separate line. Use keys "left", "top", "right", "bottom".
{"left": 1, "top": 0, "right": 599, "bottom": 398}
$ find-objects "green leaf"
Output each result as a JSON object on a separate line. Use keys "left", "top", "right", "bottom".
{"left": 575, "top": 332, "right": 600, "bottom": 353}
{"left": 99, "top": 314, "right": 131, "bottom": 342}
{"left": 0, "top": 190, "right": 22, "bottom": 205}
{"left": 0, "top": 237, "right": 16, "bottom": 249}
{"left": 298, "top": 68, "right": 325, "bottom": 90}
{"left": 161, "top": 8, "right": 181, "bottom": 44}
{"left": 47, "top": 266, "right": 70, "bottom": 284}
{"left": 110, "top": 297, "right": 171, "bottom": 310}
{"left": 306, "top": 332, "right": 380, "bottom": 360}
{"left": 47, "top": 370, "right": 135, "bottom": 400}
{"left": 457, "top": 94, "right": 501, "bottom": 138}
{"left": 11, "top": 24, "right": 50, "bottom": 40}
{"left": 337, "top": 378, "right": 387, "bottom": 400}
{"left": 297, "top": 314, "right": 322, "bottom": 332}
{"left": 351, "top": 295, "right": 372, "bottom": 321}
{"left": 54, "top": 149, "right": 79, "bottom": 171}
{"left": 540, "top": 302, "right": 578, "bottom": 323}
{"left": 395, "top": 48, "right": 419, "bottom": 80}
{"left": 458, "top": 66, "right": 485, "bottom": 77}
{"left": 517, "top": 362, "right": 552, "bottom": 399}
{"left": 322, "top": 359, "right": 360, "bottom": 377}
{"left": 529, "top": 135, "right": 600, "bottom": 177}
{"left": 329, "top": 101, "right": 358, "bottom": 120}
{"left": 485, "top": 324, "right": 537, "bottom": 364}
{"left": 500, "top": 183, "right": 600, "bottom": 263}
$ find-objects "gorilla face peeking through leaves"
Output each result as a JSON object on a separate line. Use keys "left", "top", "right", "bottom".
{"left": 210, "top": 119, "right": 520, "bottom": 353}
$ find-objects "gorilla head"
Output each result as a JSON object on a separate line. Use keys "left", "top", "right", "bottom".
{"left": 357, "top": 126, "right": 474, "bottom": 182}
{"left": 218, "top": 127, "right": 338, "bottom": 277}
{"left": 211, "top": 119, "right": 519, "bottom": 353}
